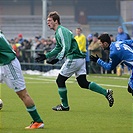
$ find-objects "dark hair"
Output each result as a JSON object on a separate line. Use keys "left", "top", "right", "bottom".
{"left": 109, "top": 34, "right": 113, "bottom": 37}
{"left": 98, "top": 34, "right": 111, "bottom": 45}
{"left": 48, "top": 11, "right": 61, "bottom": 25}
{"left": 76, "top": 27, "right": 82, "bottom": 31}
{"left": 93, "top": 32, "right": 99, "bottom": 38}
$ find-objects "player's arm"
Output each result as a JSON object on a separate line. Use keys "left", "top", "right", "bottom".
{"left": 56, "top": 29, "right": 71, "bottom": 60}
{"left": 46, "top": 43, "right": 62, "bottom": 59}
{"left": 122, "top": 40, "right": 133, "bottom": 47}
{"left": 35, "top": 42, "right": 62, "bottom": 63}
{"left": 97, "top": 55, "right": 120, "bottom": 70}
{"left": 45, "top": 29, "right": 71, "bottom": 64}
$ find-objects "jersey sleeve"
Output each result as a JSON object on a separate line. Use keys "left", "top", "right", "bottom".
{"left": 56, "top": 28, "right": 71, "bottom": 60}
{"left": 46, "top": 43, "right": 62, "bottom": 59}
{"left": 123, "top": 40, "right": 133, "bottom": 47}
{"left": 46, "top": 28, "right": 71, "bottom": 60}
{"left": 97, "top": 54, "right": 121, "bottom": 70}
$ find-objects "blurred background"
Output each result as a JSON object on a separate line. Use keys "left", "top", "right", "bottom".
{"left": 0, "top": 0, "right": 132, "bottom": 74}
{"left": 0, "top": 0, "right": 132, "bottom": 39}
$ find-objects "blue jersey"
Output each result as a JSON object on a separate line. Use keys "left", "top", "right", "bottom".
{"left": 97, "top": 40, "right": 133, "bottom": 70}
{"left": 116, "top": 32, "right": 130, "bottom": 41}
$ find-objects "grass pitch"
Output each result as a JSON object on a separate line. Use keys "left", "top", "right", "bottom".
{"left": 0, "top": 74, "right": 132, "bottom": 133}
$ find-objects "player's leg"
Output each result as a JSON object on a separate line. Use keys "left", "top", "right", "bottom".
{"left": 76, "top": 59, "right": 106, "bottom": 95}
{"left": 52, "top": 59, "right": 76, "bottom": 111}
{"left": 77, "top": 75, "right": 114, "bottom": 107}
{"left": 127, "top": 85, "right": 133, "bottom": 96}
{"left": 128, "top": 71, "right": 133, "bottom": 96}
{"left": 52, "top": 74, "right": 69, "bottom": 111}
{"left": 76, "top": 75, "right": 107, "bottom": 95}
{"left": 3, "top": 58, "right": 44, "bottom": 129}
{"left": 16, "top": 89, "right": 44, "bottom": 125}
{"left": 76, "top": 59, "right": 114, "bottom": 107}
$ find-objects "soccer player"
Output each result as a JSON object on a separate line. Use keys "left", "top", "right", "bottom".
{"left": 36, "top": 11, "right": 114, "bottom": 111}
{"left": 90, "top": 33, "right": 133, "bottom": 95}
{"left": 0, "top": 31, "right": 44, "bottom": 129}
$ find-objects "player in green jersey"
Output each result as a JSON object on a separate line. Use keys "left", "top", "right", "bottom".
{"left": 0, "top": 31, "right": 44, "bottom": 129}
{"left": 36, "top": 11, "right": 114, "bottom": 111}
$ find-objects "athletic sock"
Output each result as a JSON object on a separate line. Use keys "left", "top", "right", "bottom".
{"left": 58, "top": 87, "right": 68, "bottom": 108}
{"left": 26, "top": 105, "right": 43, "bottom": 123}
{"left": 89, "top": 82, "right": 107, "bottom": 96}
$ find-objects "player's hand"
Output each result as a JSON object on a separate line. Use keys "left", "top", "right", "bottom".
{"left": 90, "top": 54, "right": 99, "bottom": 62}
{"left": 46, "top": 59, "right": 59, "bottom": 64}
{"left": 35, "top": 54, "right": 46, "bottom": 62}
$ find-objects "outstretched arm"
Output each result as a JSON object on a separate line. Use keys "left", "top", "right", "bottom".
{"left": 97, "top": 55, "right": 121, "bottom": 70}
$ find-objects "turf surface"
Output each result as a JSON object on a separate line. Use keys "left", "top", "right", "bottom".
{"left": 0, "top": 74, "right": 132, "bottom": 133}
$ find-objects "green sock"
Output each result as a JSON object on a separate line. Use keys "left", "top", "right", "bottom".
{"left": 26, "top": 105, "right": 43, "bottom": 123}
{"left": 89, "top": 82, "right": 107, "bottom": 96}
{"left": 58, "top": 87, "right": 68, "bottom": 108}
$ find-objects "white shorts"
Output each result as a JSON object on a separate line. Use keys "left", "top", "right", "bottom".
{"left": 0, "top": 58, "right": 26, "bottom": 92}
{"left": 60, "top": 58, "right": 86, "bottom": 78}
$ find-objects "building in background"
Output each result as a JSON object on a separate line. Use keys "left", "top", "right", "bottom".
{"left": 0, "top": 0, "right": 132, "bottom": 39}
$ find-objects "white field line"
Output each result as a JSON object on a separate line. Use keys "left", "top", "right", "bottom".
{"left": 24, "top": 77, "right": 74, "bottom": 83}
{"left": 99, "top": 84, "right": 126, "bottom": 88}
{"left": 91, "top": 75, "right": 129, "bottom": 80}
{"left": 25, "top": 77, "right": 127, "bottom": 88}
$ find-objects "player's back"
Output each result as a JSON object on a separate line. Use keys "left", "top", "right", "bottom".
{"left": 111, "top": 40, "right": 133, "bottom": 68}
{"left": 0, "top": 32, "right": 16, "bottom": 65}
{"left": 55, "top": 25, "right": 86, "bottom": 59}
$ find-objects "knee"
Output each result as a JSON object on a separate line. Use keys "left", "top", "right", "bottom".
{"left": 16, "top": 89, "right": 29, "bottom": 100}
{"left": 77, "top": 75, "right": 90, "bottom": 89}
{"left": 78, "top": 81, "right": 90, "bottom": 88}
{"left": 78, "top": 82, "right": 87, "bottom": 88}
{"left": 56, "top": 78, "right": 65, "bottom": 87}
{"left": 56, "top": 74, "right": 68, "bottom": 88}
{"left": 56, "top": 78, "right": 60, "bottom": 86}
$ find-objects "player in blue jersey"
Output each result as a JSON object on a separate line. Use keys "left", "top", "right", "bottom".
{"left": 90, "top": 33, "right": 133, "bottom": 95}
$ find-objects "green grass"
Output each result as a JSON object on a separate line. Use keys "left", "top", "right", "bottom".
{"left": 0, "top": 74, "right": 132, "bottom": 133}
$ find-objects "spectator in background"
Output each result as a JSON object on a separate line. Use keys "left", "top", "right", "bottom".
{"left": 88, "top": 33, "right": 102, "bottom": 74}
{"left": 75, "top": 27, "right": 86, "bottom": 53}
{"left": 31, "top": 36, "right": 41, "bottom": 60}
{"left": 18, "top": 33, "right": 24, "bottom": 45}
{"left": 45, "top": 37, "right": 56, "bottom": 52}
{"left": 86, "top": 34, "right": 93, "bottom": 74}
{"left": 22, "top": 39, "right": 32, "bottom": 70}
{"left": 14, "top": 37, "right": 23, "bottom": 62}
{"left": 116, "top": 26, "right": 131, "bottom": 41}
{"left": 116, "top": 26, "right": 131, "bottom": 74}
{"left": 87, "top": 34, "right": 93, "bottom": 44}
{"left": 75, "top": 27, "right": 88, "bottom": 73}
{"left": 34, "top": 37, "right": 45, "bottom": 72}
{"left": 11, "top": 39, "right": 20, "bottom": 59}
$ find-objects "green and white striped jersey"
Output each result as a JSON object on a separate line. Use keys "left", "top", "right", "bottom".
{"left": 46, "top": 25, "right": 85, "bottom": 60}
{"left": 0, "top": 32, "right": 16, "bottom": 65}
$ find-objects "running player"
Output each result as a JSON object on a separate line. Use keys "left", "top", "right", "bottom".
{"left": 36, "top": 11, "right": 114, "bottom": 111}
{"left": 0, "top": 31, "right": 44, "bottom": 129}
